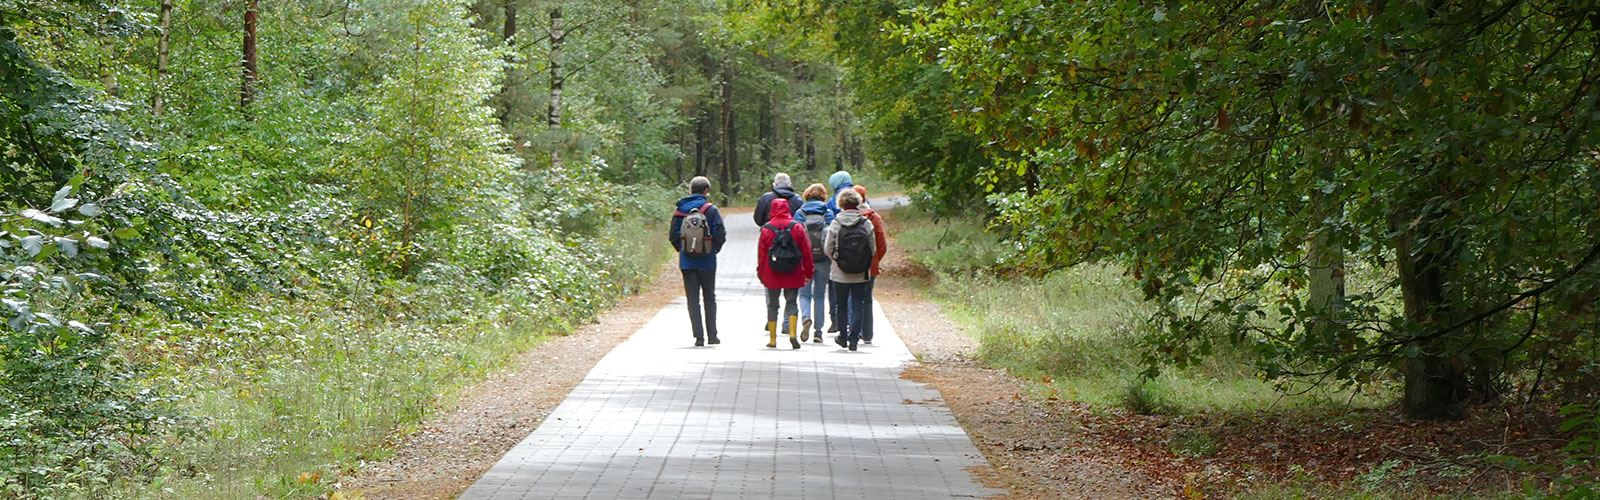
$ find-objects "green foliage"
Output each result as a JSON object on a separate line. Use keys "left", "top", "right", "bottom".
{"left": 1, "top": 0, "right": 683, "bottom": 495}
{"left": 887, "top": 0, "right": 1600, "bottom": 417}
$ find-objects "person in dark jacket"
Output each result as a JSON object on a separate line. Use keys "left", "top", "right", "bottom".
{"left": 757, "top": 198, "right": 815, "bottom": 349}
{"left": 753, "top": 173, "right": 804, "bottom": 227}
{"left": 796, "top": 184, "right": 833, "bottom": 343}
{"left": 669, "top": 176, "right": 727, "bottom": 347}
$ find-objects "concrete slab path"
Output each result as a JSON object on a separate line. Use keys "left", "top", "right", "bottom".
{"left": 459, "top": 195, "right": 1002, "bottom": 500}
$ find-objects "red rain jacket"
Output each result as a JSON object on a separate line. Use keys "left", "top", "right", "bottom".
{"left": 757, "top": 199, "right": 815, "bottom": 289}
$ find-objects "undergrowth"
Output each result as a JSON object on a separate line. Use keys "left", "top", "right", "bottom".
{"left": 43, "top": 192, "right": 675, "bottom": 500}
{"left": 887, "top": 203, "right": 1385, "bottom": 414}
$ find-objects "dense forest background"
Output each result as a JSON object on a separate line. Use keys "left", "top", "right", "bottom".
{"left": 5, "top": 0, "right": 1600, "bottom": 497}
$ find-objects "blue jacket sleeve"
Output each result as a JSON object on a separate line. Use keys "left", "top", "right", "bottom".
{"left": 709, "top": 207, "right": 728, "bottom": 254}
{"left": 668, "top": 215, "right": 684, "bottom": 252}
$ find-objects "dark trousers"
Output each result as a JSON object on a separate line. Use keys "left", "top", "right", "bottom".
{"left": 828, "top": 281, "right": 840, "bottom": 327}
{"left": 682, "top": 269, "right": 717, "bottom": 339}
{"left": 860, "top": 277, "right": 876, "bottom": 341}
{"left": 766, "top": 288, "right": 799, "bottom": 325}
{"left": 834, "top": 280, "right": 870, "bottom": 343}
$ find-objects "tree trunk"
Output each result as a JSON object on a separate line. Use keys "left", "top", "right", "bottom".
{"left": 674, "top": 125, "right": 686, "bottom": 183}
{"left": 152, "top": 0, "right": 172, "bottom": 116}
{"left": 241, "top": 0, "right": 258, "bottom": 114}
{"left": 497, "top": 0, "right": 516, "bottom": 128}
{"left": 1395, "top": 215, "right": 1469, "bottom": 420}
{"left": 101, "top": 42, "right": 119, "bottom": 98}
{"left": 758, "top": 92, "right": 774, "bottom": 164}
{"left": 719, "top": 58, "right": 735, "bottom": 199}
{"left": 1308, "top": 150, "right": 1346, "bottom": 314}
{"left": 693, "top": 111, "right": 707, "bottom": 176}
{"left": 804, "top": 128, "right": 816, "bottom": 171}
{"left": 547, "top": 6, "right": 565, "bottom": 170}
{"left": 623, "top": 132, "right": 636, "bottom": 183}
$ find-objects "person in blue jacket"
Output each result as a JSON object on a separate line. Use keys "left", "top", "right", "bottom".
{"left": 669, "top": 176, "right": 727, "bottom": 346}
{"left": 824, "top": 171, "right": 854, "bottom": 332}
{"left": 796, "top": 183, "right": 834, "bottom": 342}
{"left": 825, "top": 170, "right": 855, "bottom": 216}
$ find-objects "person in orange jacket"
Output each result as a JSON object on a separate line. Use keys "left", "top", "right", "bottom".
{"left": 756, "top": 198, "right": 815, "bottom": 349}
{"left": 851, "top": 185, "right": 888, "bottom": 344}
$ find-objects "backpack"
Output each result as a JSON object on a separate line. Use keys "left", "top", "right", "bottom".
{"left": 835, "top": 219, "right": 873, "bottom": 274}
{"left": 680, "top": 205, "right": 714, "bottom": 257}
{"left": 803, "top": 212, "right": 827, "bottom": 260}
{"left": 764, "top": 222, "right": 803, "bottom": 273}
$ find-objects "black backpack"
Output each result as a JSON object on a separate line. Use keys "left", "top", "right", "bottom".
{"left": 803, "top": 212, "right": 827, "bottom": 260}
{"left": 835, "top": 219, "right": 873, "bottom": 274}
{"left": 764, "top": 222, "right": 804, "bottom": 273}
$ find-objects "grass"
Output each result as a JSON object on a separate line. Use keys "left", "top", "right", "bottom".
{"left": 84, "top": 210, "right": 672, "bottom": 500}
{"left": 887, "top": 203, "right": 1386, "bottom": 415}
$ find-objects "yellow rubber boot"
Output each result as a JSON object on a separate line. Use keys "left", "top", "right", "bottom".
{"left": 787, "top": 315, "right": 801, "bottom": 349}
{"left": 766, "top": 321, "right": 778, "bottom": 348}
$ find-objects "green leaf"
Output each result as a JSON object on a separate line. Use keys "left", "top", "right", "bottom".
{"left": 20, "top": 236, "right": 43, "bottom": 257}
{"left": 53, "top": 185, "right": 73, "bottom": 203}
{"left": 112, "top": 227, "right": 140, "bottom": 239}
{"left": 21, "top": 209, "right": 63, "bottom": 226}
{"left": 55, "top": 237, "right": 78, "bottom": 258}
{"left": 50, "top": 197, "right": 79, "bottom": 213}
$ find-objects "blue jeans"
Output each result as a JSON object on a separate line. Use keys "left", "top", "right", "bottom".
{"left": 798, "top": 259, "right": 830, "bottom": 333}
{"left": 834, "top": 280, "right": 870, "bottom": 344}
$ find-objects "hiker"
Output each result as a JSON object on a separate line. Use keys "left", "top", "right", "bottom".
{"left": 825, "top": 170, "right": 855, "bottom": 217}
{"left": 669, "top": 176, "right": 727, "bottom": 347}
{"left": 797, "top": 183, "right": 833, "bottom": 343}
{"left": 753, "top": 173, "right": 804, "bottom": 227}
{"left": 757, "top": 198, "right": 814, "bottom": 350}
{"left": 825, "top": 189, "right": 876, "bottom": 351}
{"left": 851, "top": 185, "right": 889, "bottom": 345}
{"left": 824, "top": 170, "right": 855, "bottom": 334}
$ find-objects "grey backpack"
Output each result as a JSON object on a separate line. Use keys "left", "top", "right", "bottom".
{"left": 803, "top": 212, "right": 827, "bottom": 260}
{"left": 681, "top": 206, "right": 714, "bottom": 257}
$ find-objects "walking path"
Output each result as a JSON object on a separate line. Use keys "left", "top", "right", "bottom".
{"left": 459, "top": 195, "right": 1002, "bottom": 499}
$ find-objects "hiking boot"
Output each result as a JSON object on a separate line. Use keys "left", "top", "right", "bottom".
{"left": 707, "top": 335, "right": 720, "bottom": 345}
{"left": 800, "top": 318, "right": 813, "bottom": 341}
{"left": 834, "top": 335, "right": 849, "bottom": 349}
{"left": 788, "top": 315, "right": 801, "bottom": 350}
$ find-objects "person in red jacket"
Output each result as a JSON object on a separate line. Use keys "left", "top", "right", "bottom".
{"left": 757, "top": 198, "right": 815, "bottom": 349}
{"left": 852, "top": 185, "right": 889, "bottom": 344}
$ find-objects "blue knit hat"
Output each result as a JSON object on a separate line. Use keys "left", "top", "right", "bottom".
{"left": 828, "top": 171, "right": 853, "bottom": 191}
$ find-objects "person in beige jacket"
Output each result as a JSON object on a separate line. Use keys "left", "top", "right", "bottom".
{"left": 824, "top": 189, "right": 876, "bottom": 351}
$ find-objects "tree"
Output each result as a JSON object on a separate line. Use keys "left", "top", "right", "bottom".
{"left": 904, "top": 0, "right": 1600, "bottom": 419}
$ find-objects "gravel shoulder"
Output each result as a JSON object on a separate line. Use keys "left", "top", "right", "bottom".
{"left": 339, "top": 258, "right": 682, "bottom": 499}
{"left": 875, "top": 216, "right": 1171, "bottom": 499}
